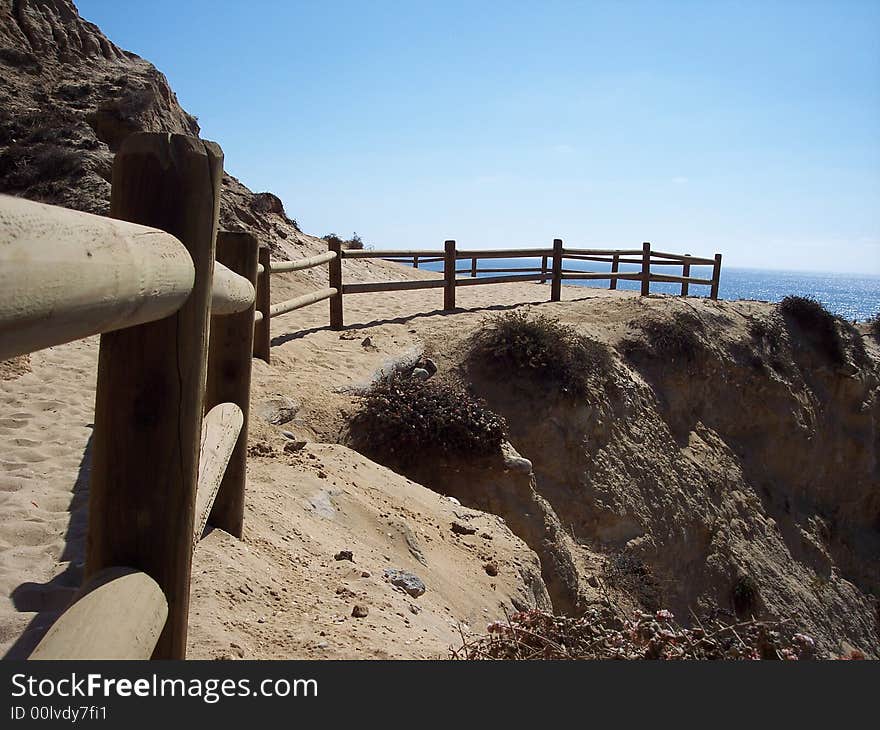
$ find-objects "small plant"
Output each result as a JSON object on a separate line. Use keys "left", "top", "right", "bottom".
{"left": 468, "top": 311, "right": 611, "bottom": 396}
{"left": 602, "top": 552, "right": 664, "bottom": 612}
{"left": 622, "top": 311, "right": 706, "bottom": 370}
{"left": 868, "top": 314, "right": 880, "bottom": 341}
{"left": 348, "top": 370, "right": 506, "bottom": 463}
{"left": 777, "top": 296, "right": 845, "bottom": 365}
{"left": 323, "top": 232, "right": 366, "bottom": 250}
{"left": 731, "top": 574, "right": 760, "bottom": 616}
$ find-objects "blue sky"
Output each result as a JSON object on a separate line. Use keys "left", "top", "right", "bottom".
{"left": 77, "top": 0, "right": 879, "bottom": 273}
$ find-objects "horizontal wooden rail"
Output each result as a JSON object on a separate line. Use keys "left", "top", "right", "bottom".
{"left": 456, "top": 266, "right": 545, "bottom": 274}
{"left": 384, "top": 256, "right": 444, "bottom": 264}
{"left": 342, "top": 249, "right": 442, "bottom": 258}
{"left": 649, "top": 273, "right": 714, "bottom": 286}
{"left": 649, "top": 250, "right": 715, "bottom": 265}
{"left": 0, "top": 194, "right": 194, "bottom": 361}
{"left": 343, "top": 279, "right": 446, "bottom": 294}
{"left": 269, "top": 250, "right": 337, "bottom": 273}
{"left": 269, "top": 287, "right": 338, "bottom": 317}
{"left": 456, "top": 273, "right": 547, "bottom": 286}
{"left": 193, "top": 403, "right": 244, "bottom": 546}
{"left": 455, "top": 248, "right": 549, "bottom": 259}
{"left": 563, "top": 247, "right": 645, "bottom": 256}
{"left": 211, "top": 262, "right": 255, "bottom": 315}
{"left": 564, "top": 254, "right": 644, "bottom": 265}
{"left": 561, "top": 271, "right": 644, "bottom": 281}
{"left": 29, "top": 568, "right": 167, "bottom": 660}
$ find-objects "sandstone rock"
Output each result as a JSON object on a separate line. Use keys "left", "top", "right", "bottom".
{"left": 351, "top": 605, "right": 369, "bottom": 618}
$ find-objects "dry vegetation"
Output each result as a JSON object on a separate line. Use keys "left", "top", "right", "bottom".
{"left": 451, "top": 606, "right": 852, "bottom": 660}
{"left": 468, "top": 311, "right": 612, "bottom": 396}
{"left": 347, "top": 365, "right": 506, "bottom": 464}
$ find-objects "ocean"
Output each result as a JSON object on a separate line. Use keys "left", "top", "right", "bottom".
{"left": 416, "top": 258, "right": 880, "bottom": 322}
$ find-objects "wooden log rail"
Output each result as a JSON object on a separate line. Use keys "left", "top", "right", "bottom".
{"left": 1, "top": 133, "right": 260, "bottom": 660}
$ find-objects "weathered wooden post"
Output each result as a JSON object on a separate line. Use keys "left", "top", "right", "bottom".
{"left": 550, "top": 238, "right": 563, "bottom": 302}
{"left": 681, "top": 255, "right": 691, "bottom": 297}
{"left": 253, "top": 244, "right": 270, "bottom": 363}
{"left": 470, "top": 256, "right": 477, "bottom": 278}
{"left": 609, "top": 253, "right": 619, "bottom": 290}
{"left": 328, "top": 238, "right": 343, "bottom": 329}
{"left": 204, "top": 231, "right": 258, "bottom": 539}
{"left": 641, "top": 241, "right": 651, "bottom": 296}
{"left": 87, "top": 133, "right": 223, "bottom": 660}
{"left": 444, "top": 240, "right": 457, "bottom": 310}
{"left": 710, "top": 253, "right": 722, "bottom": 300}
{"left": 540, "top": 254, "right": 548, "bottom": 284}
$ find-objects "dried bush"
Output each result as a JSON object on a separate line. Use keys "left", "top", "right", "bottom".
{"left": 451, "top": 607, "right": 825, "bottom": 660}
{"left": 468, "top": 311, "right": 611, "bottom": 396}
{"left": 348, "top": 370, "right": 506, "bottom": 463}
{"left": 0, "top": 143, "right": 84, "bottom": 192}
{"left": 602, "top": 552, "right": 664, "bottom": 612}
{"left": 621, "top": 311, "right": 706, "bottom": 370}
{"left": 732, "top": 574, "right": 760, "bottom": 616}
{"left": 868, "top": 314, "right": 880, "bottom": 341}
{"left": 778, "top": 296, "right": 846, "bottom": 365}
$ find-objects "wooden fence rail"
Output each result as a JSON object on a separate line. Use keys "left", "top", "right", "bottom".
{"left": 0, "top": 131, "right": 723, "bottom": 659}
{"left": 1, "top": 133, "right": 259, "bottom": 660}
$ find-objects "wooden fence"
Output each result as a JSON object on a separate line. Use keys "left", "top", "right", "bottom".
{"left": 0, "top": 133, "right": 257, "bottom": 659}
{"left": 259, "top": 238, "right": 722, "bottom": 343}
{"left": 0, "top": 131, "right": 723, "bottom": 658}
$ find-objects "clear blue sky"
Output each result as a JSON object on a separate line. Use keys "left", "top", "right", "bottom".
{"left": 78, "top": 0, "right": 879, "bottom": 273}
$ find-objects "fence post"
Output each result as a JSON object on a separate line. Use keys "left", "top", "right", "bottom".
{"left": 87, "top": 132, "right": 223, "bottom": 660}
{"left": 204, "top": 231, "right": 258, "bottom": 540}
{"left": 328, "top": 239, "right": 343, "bottom": 329}
{"left": 710, "top": 253, "right": 722, "bottom": 300}
{"left": 681, "top": 255, "right": 691, "bottom": 297}
{"left": 540, "top": 254, "right": 548, "bottom": 284}
{"left": 444, "top": 240, "right": 457, "bottom": 310}
{"left": 609, "top": 253, "right": 619, "bottom": 290}
{"left": 413, "top": 255, "right": 419, "bottom": 269}
{"left": 253, "top": 244, "right": 270, "bottom": 363}
{"left": 641, "top": 241, "right": 651, "bottom": 296}
{"left": 550, "top": 238, "right": 563, "bottom": 302}
{"left": 470, "top": 256, "right": 477, "bottom": 278}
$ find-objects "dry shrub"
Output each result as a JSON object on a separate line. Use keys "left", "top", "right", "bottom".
{"left": 348, "top": 370, "right": 506, "bottom": 463}
{"left": 868, "top": 314, "right": 880, "bottom": 342}
{"left": 468, "top": 311, "right": 611, "bottom": 396}
{"left": 778, "top": 296, "right": 846, "bottom": 365}
{"left": 451, "top": 607, "right": 824, "bottom": 660}
{"left": 0, "top": 143, "right": 84, "bottom": 192}
{"left": 622, "top": 311, "right": 706, "bottom": 370}
{"left": 602, "top": 552, "right": 664, "bottom": 612}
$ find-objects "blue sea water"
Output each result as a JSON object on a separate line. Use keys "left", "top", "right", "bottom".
{"left": 416, "top": 258, "right": 880, "bottom": 322}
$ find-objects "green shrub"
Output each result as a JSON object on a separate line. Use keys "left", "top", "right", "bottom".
{"left": 348, "top": 370, "right": 506, "bottom": 462}
{"left": 468, "top": 311, "right": 611, "bottom": 396}
{"left": 731, "top": 574, "right": 760, "bottom": 616}
{"left": 777, "top": 296, "right": 845, "bottom": 365}
{"left": 622, "top": 311, "right": 706, "bottom": 370}
{"left": 323, "top": 232, "right": 365, "bottom": 250}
